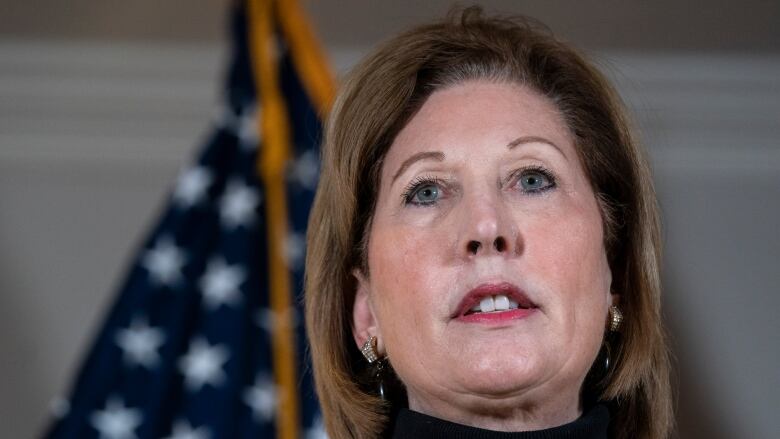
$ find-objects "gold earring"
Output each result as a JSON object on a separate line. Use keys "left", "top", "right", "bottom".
{"left": 608, "top": 305, "right": 623, "bottom": 332}
{"left": 361, "top": 335, "right": 380, "bottom": 363}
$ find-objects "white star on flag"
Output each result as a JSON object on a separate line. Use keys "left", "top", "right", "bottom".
{"left": 219, "top": 180, "right": 260, "bottom": 229}
{"left": 179, "top": 337, "right": 230, "bottom": 392}
{"left": 243, "top": 374, "right": 278, "bottom": 423}
{"left": 237, "top": 108, "right": 260, "bottom": 151}
{"left": 89, "top": 396, "right": 143, "bottom": 439}
{"left": 115, "top": 316, "right": 165, "bottom": 369}
{"left": 163, "top": 419, "right": 211, "bottom": 439}
{"left": 288, "top": 150, "right": 319, "bottom": 190}
{"left": 173, "top": 166, "right": 213, "bottom": 208}
{"left": 283, "top": 231, "right": 305, "bottom": 270}
{"left": 200, "top": 257, "right": 246, "bottom": 310}
{"left": 141, "top": 236, "right": 186, "bottom": 287}
{"left": 306, "top": 415, "right": 329, "bottom": 439}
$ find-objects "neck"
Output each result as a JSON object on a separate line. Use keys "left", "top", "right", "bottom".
{"left": 407, "top": 388, "right": 582, "bottom": 432}
{"left": 390, "top": 403, "right": 611, "bottom": 439}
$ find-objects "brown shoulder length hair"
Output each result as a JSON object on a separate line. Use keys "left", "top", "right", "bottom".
{"left": 305, "top": 7, "right": 672, "bottom": 439}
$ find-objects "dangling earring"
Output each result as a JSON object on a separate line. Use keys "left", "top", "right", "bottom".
{"left": 602, "top": 341, "right": 612, "bottom": 373}
{"left": 602, "top": 305, "right": 623, "bottom": 375}
{"left": 608, "top": 305, "right": 623, "bottom": 332}
{"left": 360, "top": 336, "right": 388, "bottom": 400}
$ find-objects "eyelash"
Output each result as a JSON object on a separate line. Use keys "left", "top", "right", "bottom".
{"left": 401, "top": 166, "right": 557, "bottom": 206}
{"left": 401, "top": 175, "right": 446, "bottom": 205}
{"left": 510, "top": 165, "right": 557, "bottom": 194}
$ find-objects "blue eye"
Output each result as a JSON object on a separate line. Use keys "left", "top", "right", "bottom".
{"left": 402, "top": 177, "right": 444, "bottom": 206}
{"left": 517, "top": 167, "right": 555, "bottom": 193}
{"left": 413, "top": 184, "right": 439, "bottom": 203}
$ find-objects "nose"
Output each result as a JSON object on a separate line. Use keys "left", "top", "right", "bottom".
{"left": 460, "top": 191, "right": 521, "bottom": 258}
{"left": 466, "top": 236, "right": 508, "bottom": 254}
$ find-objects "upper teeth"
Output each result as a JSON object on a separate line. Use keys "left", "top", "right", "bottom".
{"left": 470, "top": 295, "right": 520, "bottom": 313}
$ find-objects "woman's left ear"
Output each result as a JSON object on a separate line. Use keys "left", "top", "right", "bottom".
{"left": 352, "top": 269, "right": 383, "bottom": 355}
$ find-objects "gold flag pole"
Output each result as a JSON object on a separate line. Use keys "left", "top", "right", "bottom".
{"left": 246, "top": 0, "right": 298, "bottom": 438}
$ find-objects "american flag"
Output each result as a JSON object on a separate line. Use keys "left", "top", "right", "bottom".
{"left": 44, "top": 1, "right": 332, "bottom": 438}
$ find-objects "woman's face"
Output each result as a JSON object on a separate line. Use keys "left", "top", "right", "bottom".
{"left": 353, "top": 81, "right": 614, "bottom": 428}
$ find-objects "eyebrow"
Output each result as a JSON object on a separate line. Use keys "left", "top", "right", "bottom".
{"left": 507, "top": 135, "right": 567, "bottom": 160}
{"left": 390, "top": 136, "right": 565, "bottom": 185}
{"left": 391, "top": 151, "right": 445, "bottom": 185}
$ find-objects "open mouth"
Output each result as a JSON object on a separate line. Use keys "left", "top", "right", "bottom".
{"left": 454, "top": 282, "right": 537, "bottom": 319}
{"left": 463, "top": 293, "right": 534, "bottom": 316}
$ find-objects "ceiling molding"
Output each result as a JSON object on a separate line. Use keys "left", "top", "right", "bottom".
{"left": 1, "top": 41, "right": 778, "bottom": 174}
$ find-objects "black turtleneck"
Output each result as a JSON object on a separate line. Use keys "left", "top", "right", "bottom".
{"left": 388, "top": 404, "right": 610, "bottom": 439}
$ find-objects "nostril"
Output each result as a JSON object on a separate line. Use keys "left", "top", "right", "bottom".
{"left": 493, "top": 237, "right": 507, "bottom": 252}
{"left": 467, "top": 241, "right": 481, "bottom": 254}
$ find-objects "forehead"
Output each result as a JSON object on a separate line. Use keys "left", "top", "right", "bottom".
{"left": 382, "top": 80, "right": 575, "bottom": 176}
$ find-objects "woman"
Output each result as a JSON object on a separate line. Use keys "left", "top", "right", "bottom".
{"left": 305, "top": 7, "right": 672, "bottom": 439}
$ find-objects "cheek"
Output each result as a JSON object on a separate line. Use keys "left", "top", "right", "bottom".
{"left": 525, "top": 194, "right": 609, "bottom": 290}
{"left": 368, "top": 226, "right": 442, "bottom": 325}
{"left": 524, "top": 200, "right": 611, "bottom": 339}
{"left": 367, "top": 226, "right": 451, "bottom": 380}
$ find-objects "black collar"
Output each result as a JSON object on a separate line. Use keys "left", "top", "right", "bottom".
{"left": 389, "top": 404, "right": 610, "bottom": 439}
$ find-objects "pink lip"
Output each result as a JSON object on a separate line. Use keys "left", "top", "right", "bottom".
{"left": 452, "top": 282, "right": 537, "bottom": 323}
{"left": 458, "top": 308, "right": 537, "bottom": 323}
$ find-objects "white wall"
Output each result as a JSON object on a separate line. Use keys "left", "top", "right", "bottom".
{"left": 0, "top": 41, "right": 222, "bottom": 438}
{"left": 1, "top": 41, "right": 778, "bottom": 438}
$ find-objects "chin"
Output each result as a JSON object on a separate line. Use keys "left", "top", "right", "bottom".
{"left": 452, "top": 353, "right": 544, "bottom": 397}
